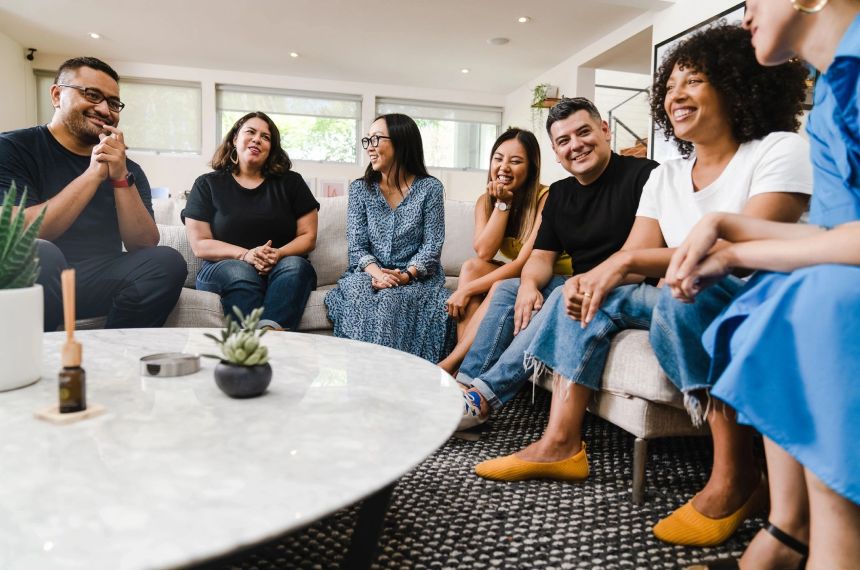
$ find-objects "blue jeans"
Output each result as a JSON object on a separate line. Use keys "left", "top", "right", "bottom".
{"left": 650, "top": 276, "right": 744, "bottom": 423}
{"left": 36, "top": 240, "right": 187, "bottom": 331}
{"left": 457, "top": 275, "right": 566, "bottom": 409}
{"left": 524, "top": 283, "right": 661, "bottom": 393}
{"left": 196, "top": 256, "right": 317, "bottom": 330}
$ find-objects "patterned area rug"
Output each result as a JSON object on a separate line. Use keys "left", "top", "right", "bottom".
{"left": 212, "top": 388, "right": 763, "bottom": 569}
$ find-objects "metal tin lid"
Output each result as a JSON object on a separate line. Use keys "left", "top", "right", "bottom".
{"left": 140, "top": 353, "right": 200, "bottom": 377}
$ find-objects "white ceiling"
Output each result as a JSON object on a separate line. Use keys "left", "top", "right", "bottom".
{"left": 0, "top": 0, "right": 670, "bottom": 94}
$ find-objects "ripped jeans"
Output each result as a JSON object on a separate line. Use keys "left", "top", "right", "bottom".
{"left": 523, "top": 283, "right": 661, "bottom": 392}
{"left": 650, "top": 276, "right": 743, "bottom": 425}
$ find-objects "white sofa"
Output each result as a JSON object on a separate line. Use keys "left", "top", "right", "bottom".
{"left": 154, "top": 195, "right": 705, "bottom": 503}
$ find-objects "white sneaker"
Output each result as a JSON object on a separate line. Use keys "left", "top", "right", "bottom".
{"left": 457, "top": 389, "right": 488, "bottom": 431}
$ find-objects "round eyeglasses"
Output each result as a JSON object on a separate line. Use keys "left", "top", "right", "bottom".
{"left": 361, "top": 135, "right": 391, "bottom": 149}
{"left": 57, "top": 84, "right": 126, "bottom": 112}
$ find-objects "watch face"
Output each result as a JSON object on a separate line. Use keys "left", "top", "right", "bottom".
{"left": 496, "top": 201, "right": 508, "bottom": 211}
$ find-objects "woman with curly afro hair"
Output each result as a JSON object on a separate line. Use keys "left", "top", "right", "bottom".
{"left": 473, "top": 20, "right": 812, "bottom": 552}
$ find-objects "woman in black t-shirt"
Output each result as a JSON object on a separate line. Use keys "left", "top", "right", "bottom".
{"left": 183, "top": 112, "right": 320, "bottom": 330}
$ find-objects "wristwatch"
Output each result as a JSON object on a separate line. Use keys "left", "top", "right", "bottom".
{"left": 111, "top": 172, "right": 136, "bottom": 188}
{"left": 402, "top": 269, "right": 413, "bottom": 283}
{"left": 495, "top": 200, "right": 510, "bottom": 212}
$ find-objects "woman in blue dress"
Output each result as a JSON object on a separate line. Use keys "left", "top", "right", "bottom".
{"left": 325, "top": 113, "right": 454, "bottom": 361}
{"left": 667, "top": 0, "right": 860, "bottom": 567}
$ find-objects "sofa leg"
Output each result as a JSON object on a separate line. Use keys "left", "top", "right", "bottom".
{"left": 632, "top": 437, "right": 647, "bottom": 505}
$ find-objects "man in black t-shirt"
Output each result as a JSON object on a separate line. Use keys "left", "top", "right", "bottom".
{"left": 0, "top": 57, "right": 186, "bottom": 331}
{"left": 458, "top": 97, "right": 657, "bottom": 429}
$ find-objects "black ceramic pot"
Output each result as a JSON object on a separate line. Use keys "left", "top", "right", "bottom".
{"left": 214, "top": 362, "right": 272, "bottom": 398}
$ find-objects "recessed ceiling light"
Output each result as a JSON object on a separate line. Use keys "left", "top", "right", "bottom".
{"left": 517, "top": 16, "right": 531, "bottom": 23}
{"left": 461, "top": 68, "right": 470, "bottom": 74}
{"left": 290, "top": 52, "right": 299, "bottom": 58}
{"left": 88, "top": 32, "right": 101, "bottom": 39}
{"left": 488, "top": 37, "right": 510, "bottom": 46}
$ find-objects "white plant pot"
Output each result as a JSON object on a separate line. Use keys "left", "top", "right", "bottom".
{"left": 0, "top": 284, "right": 43, "bottom": 392}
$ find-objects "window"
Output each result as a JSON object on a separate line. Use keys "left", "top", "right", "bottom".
{"left": 375, "top": 99, "right": 502, "bottom": 170}
{"left": 35, "top": 71, "right": 201, "bottom": 154}
{"left": 217, "top": 86, "right": 361, "bottom": 164}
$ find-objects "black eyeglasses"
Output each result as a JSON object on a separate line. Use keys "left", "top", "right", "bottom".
{"left": 361, "top": 135, "right": 391, "bottom": 149}
{"left": 57, "top": 84, "right": 126, "bottom": 112}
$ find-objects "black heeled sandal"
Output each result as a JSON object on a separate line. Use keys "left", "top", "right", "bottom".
{"left": 684, "top": 520, "right": 809, "bottom": 570}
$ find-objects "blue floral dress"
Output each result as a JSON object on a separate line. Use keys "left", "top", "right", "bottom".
{"left": 324, "top": 176, "right": 455, "bottom": 361}
{"left": 706, "top": 15, "right": 860, "bottom": 505}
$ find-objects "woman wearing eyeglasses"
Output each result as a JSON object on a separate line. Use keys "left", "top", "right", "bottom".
{"left": 183, "top": 111, "right": 319, "bottom": 330}
{"left": 438, "top": 128, "right": 571, "bottom": 374}
{"left": 324, "top": 113, "right": 454, "bottom": 361}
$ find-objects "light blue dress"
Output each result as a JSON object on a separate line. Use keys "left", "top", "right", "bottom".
{"left": 706, "top": 15, "right": 860, "bottom": 505}
{"left": 324, "top": 176, "right": 455, "bottom": 362}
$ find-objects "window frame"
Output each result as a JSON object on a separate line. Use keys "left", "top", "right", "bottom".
{"left": 375, "top": 97, "right": 503, "bottom": 172}
{"left": 34, "top": 70, "right": 203, "bottom": 155}
{"left": 216, "top": 84, "right": 362, "bottom": 165}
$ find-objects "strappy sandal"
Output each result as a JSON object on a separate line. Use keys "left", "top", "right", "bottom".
{"left": 683, "top": 520, "right": 809, "bottom": 570}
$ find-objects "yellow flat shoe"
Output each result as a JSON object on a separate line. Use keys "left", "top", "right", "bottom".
{"left": 653, "top": 475, "right": 768, "bottom": 546}
{"left": 475, "top": 443, "right": 589, "bottom": 482}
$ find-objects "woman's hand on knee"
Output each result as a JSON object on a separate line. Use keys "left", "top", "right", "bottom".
{"left": 446, "top": 289, "right": 472, "bottom": 320}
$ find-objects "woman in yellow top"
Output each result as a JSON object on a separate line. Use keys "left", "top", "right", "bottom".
{"left": 440, "top": 128, "right": 571, "bottom": 374}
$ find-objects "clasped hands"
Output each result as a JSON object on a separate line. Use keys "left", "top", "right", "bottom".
{"left": 371, "top": 268, "right": 411, "bottom": 290}
{"left": 243, "top": 240, "right": 280, "bottom": 275}
{"left": 561, "top": 254, "right": 628, "bottom": 329}
{"left": 666, "top": 213, "right": 733, "bottom": 303}
{"left": 89, "top": 125, "right": 130, "bottom": 184}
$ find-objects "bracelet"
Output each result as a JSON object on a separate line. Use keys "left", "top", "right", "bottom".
{"left": 241, "top": 249, "right": 251, "bottom": 262}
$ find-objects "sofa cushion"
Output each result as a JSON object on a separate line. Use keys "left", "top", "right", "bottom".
{"left": 158, "top": 223, "right": 201, "bottom": 289}
{"left": 164, "top": 288, "right": 224, "bottom": 328}
{"left": 440, "top": 198, "right": 475, "bottom": 277}
{"left": 600, "top": 330, "right": 683, "bottom": 407}
{"left": 309, "top": 197, "right": 349, "bottom": 287}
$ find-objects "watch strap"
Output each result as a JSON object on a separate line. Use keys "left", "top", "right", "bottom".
{"left": 111, "top": 172, "right": 136, "bottom": 188}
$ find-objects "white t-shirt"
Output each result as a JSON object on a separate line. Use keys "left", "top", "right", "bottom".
{"left": 636, "top": 131, "right": 813, "bottom": 247}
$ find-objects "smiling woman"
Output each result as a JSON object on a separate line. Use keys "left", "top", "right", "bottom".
{"left": 182, "top": 111, "right": 321, "bottom": 331}
{"left": 324, "top": 113, "right": 456, "bottom": 362}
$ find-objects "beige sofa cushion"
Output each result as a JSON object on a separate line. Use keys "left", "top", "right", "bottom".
{"left": 600, "top": 330, "right": 683, "bottom": 407}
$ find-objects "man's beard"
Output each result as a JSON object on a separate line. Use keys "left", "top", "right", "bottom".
{"left": 65, "top": 110, "right": 114, "bottom": 146}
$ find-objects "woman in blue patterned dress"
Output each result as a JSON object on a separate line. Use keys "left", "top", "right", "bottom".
{"left": 324, "top": 114, "right": 454, "bottom": 361}
{"left": 667, "top": 1, "right": 860, "bottom": 567}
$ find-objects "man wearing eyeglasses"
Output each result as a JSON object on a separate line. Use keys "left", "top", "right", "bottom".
{"left": 0, "top": 56, "right": 186, "bottom": 331}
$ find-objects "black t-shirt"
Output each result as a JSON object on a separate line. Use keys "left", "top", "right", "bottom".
{"left": 182, "top": 170, "right": 319, "bottom": 250}
{"left": 535, "top": 153, "right": 659, "bottom": 275}
{"left": 0, "top": 125, "right": 153, "bottom": 263}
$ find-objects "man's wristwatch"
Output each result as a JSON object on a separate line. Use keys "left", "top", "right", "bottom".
{"left": 495, "top": 200, "right": 510, "bottom": 212}
{"left": 111, "top": 172, "right": 136, "bottom": 188}
{"left": 402, "top": 269, "right": 413, "bottom": 283}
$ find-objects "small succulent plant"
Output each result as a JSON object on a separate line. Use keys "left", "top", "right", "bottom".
{"left": 0, "top": 182, "right": 46, "bottom": 290}
{"left": 205, "top": 306, "right": 270, "bottom": 366}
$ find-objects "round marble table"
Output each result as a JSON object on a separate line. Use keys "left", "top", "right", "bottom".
{"left": 0, "top": 329, "right": 462, "bottom": 570}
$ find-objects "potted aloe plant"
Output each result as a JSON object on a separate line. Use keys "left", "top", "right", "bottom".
{"left": 205, "top": 306, "right": 272, "bottom": 398}
{"left": 0, "top": 182, "right": 47, "bottom": 391}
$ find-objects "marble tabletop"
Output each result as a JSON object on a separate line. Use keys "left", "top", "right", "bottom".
{"left": 0, "top": 329, "right": 462, "bottom": 570}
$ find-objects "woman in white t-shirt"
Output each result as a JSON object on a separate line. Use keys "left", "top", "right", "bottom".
{"left": 473, "top": 22, "right": 812, "bottom": 552}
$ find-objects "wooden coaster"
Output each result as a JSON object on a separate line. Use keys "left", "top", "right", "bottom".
{"left": 34, "top": 403, "right": 106, "bottom": 425}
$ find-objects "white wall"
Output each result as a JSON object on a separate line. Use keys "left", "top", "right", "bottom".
{"left": 0, "top": 31, "right": 36, "bottom": 132}
{"left": 503, "top": 0, "right": 742, "bottom": 182}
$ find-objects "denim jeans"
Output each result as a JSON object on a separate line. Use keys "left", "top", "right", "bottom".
{"left": 457, "top": 275, "right": 566, "bottom": 409}
{"left": 36, "top": 239, "right": 187, "bottom": 331}
{"left": 196, "top": 256, "right": 317, "bottom": 330}
{"left": 650, "top": 276, "right": 744, "bottom": 423}
{"left": 523, "top": 282, "right": 661, "bottom": 394}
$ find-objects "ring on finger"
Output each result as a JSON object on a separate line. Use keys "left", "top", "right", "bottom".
{"left": 583, "top": 291, "right": 593, "bottom": 298}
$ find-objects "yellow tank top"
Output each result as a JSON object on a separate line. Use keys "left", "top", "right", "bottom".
{"left": 498, "top": 186, "right": 573, "bottom": 275}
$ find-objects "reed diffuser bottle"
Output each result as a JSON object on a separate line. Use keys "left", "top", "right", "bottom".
{"left": 59, "top": 269, "right": 86, "bottom": 413}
